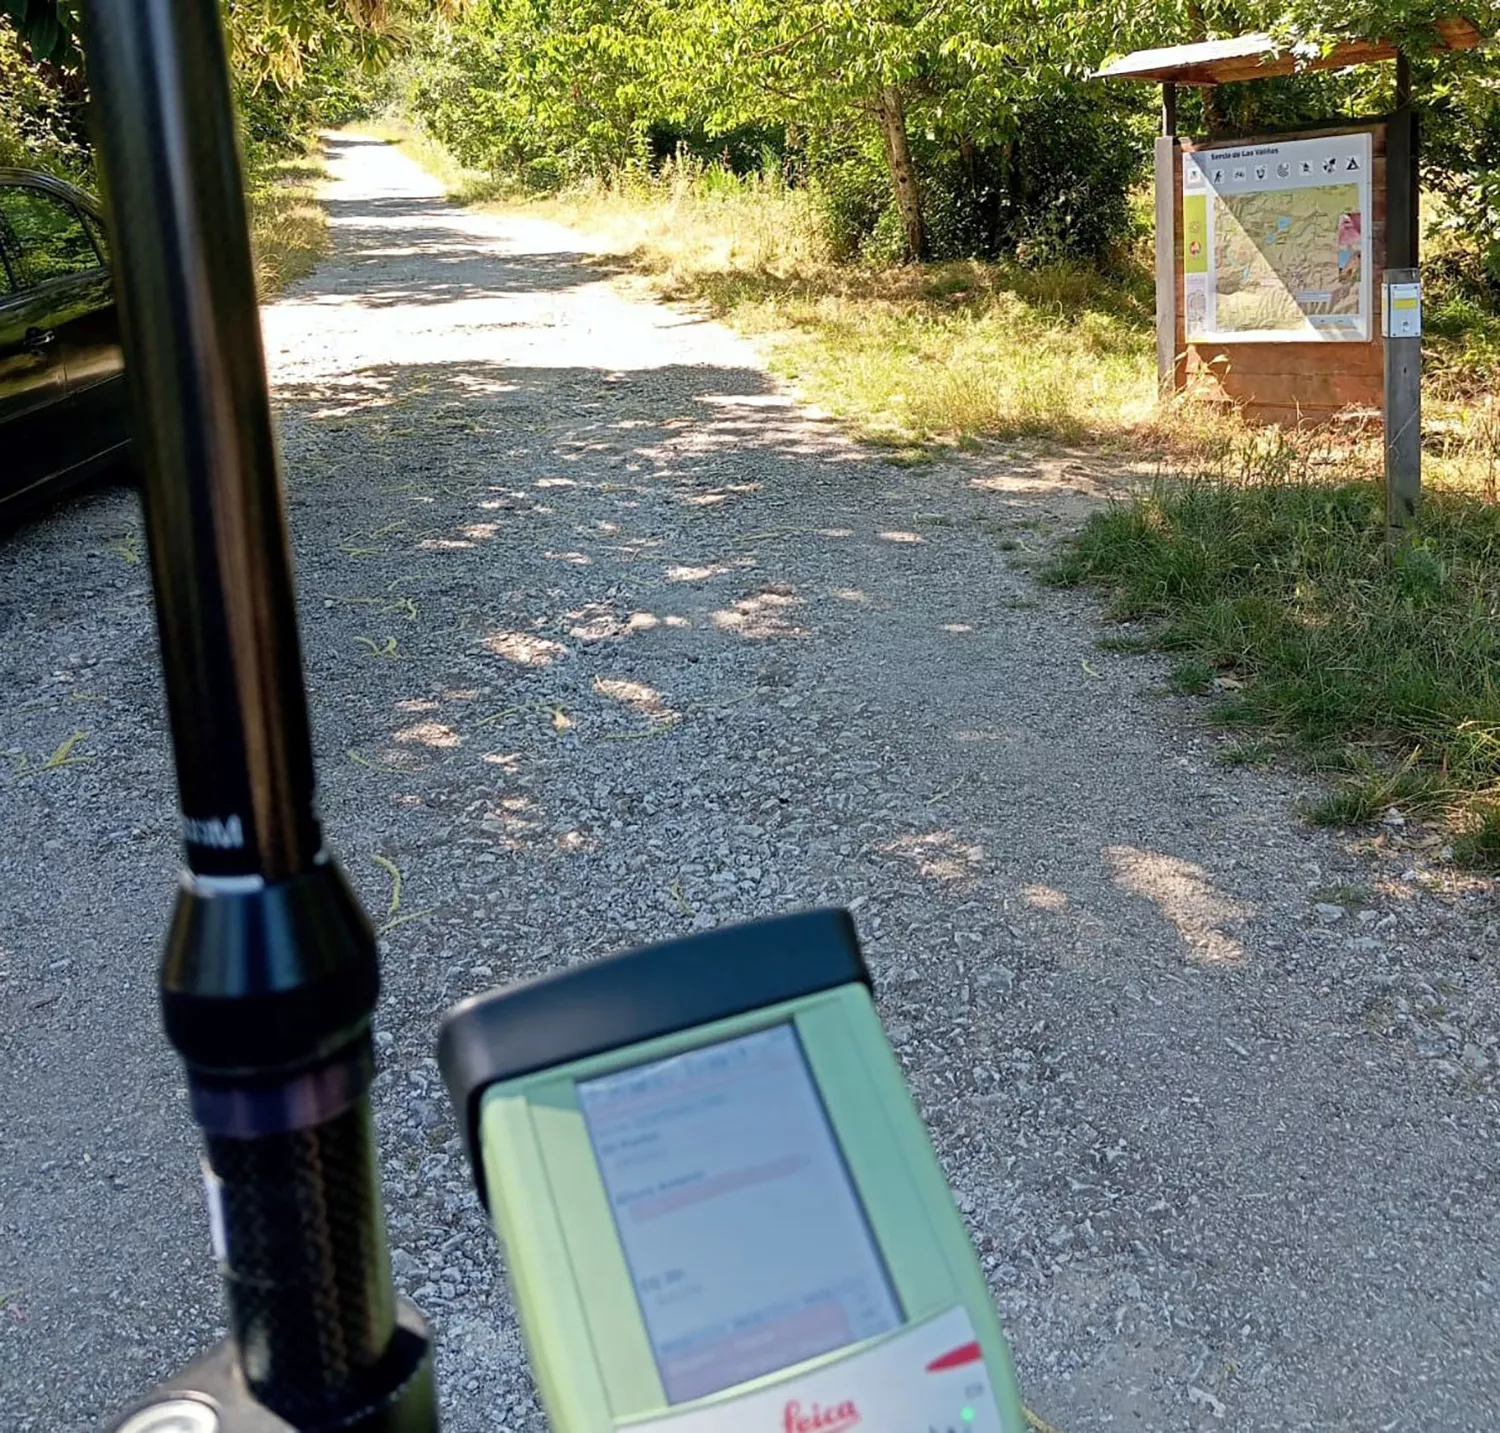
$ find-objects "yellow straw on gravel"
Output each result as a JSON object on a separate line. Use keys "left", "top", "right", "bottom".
{"left": 1024, "top": 1410, "right": 1069, "bottom": 1433}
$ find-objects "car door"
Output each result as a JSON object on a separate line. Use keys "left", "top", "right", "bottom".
{"left": 0, "top": 199, "right": 71, "bottom": 505}
{"left": 0, "top": 182, "right": 121, "bottom": 481}
{"left": 58, "top": 203, "right": 126, "bottom": 438}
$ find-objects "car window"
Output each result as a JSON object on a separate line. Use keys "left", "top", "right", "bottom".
{"left": 82, "top": 211, "right": 110, "bottom": 262}
{"left": 0, "top": 214, "right": 21, "bottom": 295}
{"left": 0, "top": 185, "right": 102, "bottom": 287}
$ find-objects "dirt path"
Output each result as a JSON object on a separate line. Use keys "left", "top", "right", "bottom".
{"left": 3, "top": 135, "right": 1499, "bottom": 1433}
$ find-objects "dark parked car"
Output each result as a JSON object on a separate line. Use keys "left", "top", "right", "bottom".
{"left": 0, "top": 168, "right": 129, "bottom": 523}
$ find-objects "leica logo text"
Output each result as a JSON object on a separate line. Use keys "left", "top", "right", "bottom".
{"left": 782, "top": 1400, "right": 861, "bottom": 1433}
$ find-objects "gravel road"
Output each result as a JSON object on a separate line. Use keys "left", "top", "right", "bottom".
{"left": 4, "top": 134, "right": 1500, "bottom": 1433}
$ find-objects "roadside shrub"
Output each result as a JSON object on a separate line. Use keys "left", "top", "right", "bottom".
{"left": 645, "top": 121, "right": 785, "bottom": 176}
{"left": 809, "top": 138, "right": 891, "bottom": 262}
{"left": 399, "top": 20, "right": 648, "bottom": 191}
{"left": 1000, "top": 91, "right": 1150, "bottom": 266}
{"left": 0, "top": 17, "right": 89, "bottom": 182}
{"left": 1047, "top": 471, "right": 1500, "bottom": 862}
{"left": 803, "top": 90, "right": 1148, "bottom": 266}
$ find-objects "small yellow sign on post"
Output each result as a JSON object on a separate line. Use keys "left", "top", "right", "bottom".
{"left": 1382, "top": 280, "right": 1422, "bottom": 338}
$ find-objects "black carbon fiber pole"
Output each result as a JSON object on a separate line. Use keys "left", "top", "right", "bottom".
{"left": 76, "top": 2, "right": 436, "bottom": 1429}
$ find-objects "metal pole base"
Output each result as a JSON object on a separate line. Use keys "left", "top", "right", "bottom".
{"left": 108, "top": 1299, "right": 436, "bottom": 1433}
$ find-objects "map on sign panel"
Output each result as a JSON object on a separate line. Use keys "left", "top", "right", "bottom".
{"left": 1182, "top": 132, "right": 1372, "bottom": 343}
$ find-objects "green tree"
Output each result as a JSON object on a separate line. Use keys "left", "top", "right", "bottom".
{"left": 0, "top": 11, "right": 87, "bottom": 175}
{"left": 1, "top": 0, "right": 433, "bottom": 144}
{"left": 642, "top": 0, "right": 1165, "bottom": 260}
{"left": 405, "top": 0, "right": 661, "bottom": 186}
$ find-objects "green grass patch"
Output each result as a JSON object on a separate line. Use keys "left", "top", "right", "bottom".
{"left": 1216, "top": 737, "right": 1277, "bottom": 768}
{"left": 1095, "top": 632, "right": 1156, "bottom": 654}
{"left": 1302, "top": 762, "right": 1452, "bottom": 828}
{"left": 1170, "top": 657, "right": 1216, "bottom": 694}
{"left": 704, "top": 258, "right": 1158, "bottom": 449}
{"left": 1048, "top": 473, "right": 1500, "bottom": 860}
{"left": 1454, "top": 804, "right": 1500, "bottom": 871}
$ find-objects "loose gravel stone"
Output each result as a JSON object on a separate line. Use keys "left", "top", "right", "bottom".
{"left": 3, "top": 135, "right": 1500, "bottom": 1433}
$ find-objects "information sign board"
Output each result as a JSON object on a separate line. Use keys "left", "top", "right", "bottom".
{"left": 1183, "top": 132, "right": 1372, "bottom": 342}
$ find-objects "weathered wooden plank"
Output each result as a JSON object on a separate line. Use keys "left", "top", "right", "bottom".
{"left": 1189, "top": 343, "right": 1385, "bottom": 377}
{"left": 1093, "top": 22, "right": 1480, "bottom": 86}
{"left": 1194, "top": 45, "right": 1397, "bottom": 85}
{"left": 1095, "top": 35, "right": 1398, "bottom": 85}
{"left": 1200, "top": 370, "right": 1384, "bottom": 409}
{"left": 1386, "top": 108, "right": 1418, "bottom": 267}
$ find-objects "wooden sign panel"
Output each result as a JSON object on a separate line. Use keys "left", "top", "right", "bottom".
{"left": 1171, "top": 121, "right": 1388, "bottom": 425}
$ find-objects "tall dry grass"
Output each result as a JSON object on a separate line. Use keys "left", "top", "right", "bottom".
{"left": 246, "top": 140, "right": 330, "bottom": 300}
{"left": 515, "top": 158, "right": 1160, "bottom": 451}
{"left": 372, "top": 125, "right": 1500, "bottom": 486}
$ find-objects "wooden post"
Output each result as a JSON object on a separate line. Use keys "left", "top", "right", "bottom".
{"left": 1154, "top": 133, "right": 1179, "bottom": 395}
{"left": 1386, "top": 99, "right": 1419, "bottom": 269}
{"left": 1162, "top": 82, "right": 1177, "bottom": 137}
{"left": 1384, "top": 82, "right": 1421, "bottom": 539}
{"left": 1384, "top": 266, "right": 1422, "bottom": 538}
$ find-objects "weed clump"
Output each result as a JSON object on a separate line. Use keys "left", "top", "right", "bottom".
{"left": 1048, "top": 459, "right": 1500, "bottom": 863}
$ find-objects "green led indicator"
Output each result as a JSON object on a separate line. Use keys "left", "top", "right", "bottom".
{"left": 961, "top": 1409, "right": 975, "bottom": 1423}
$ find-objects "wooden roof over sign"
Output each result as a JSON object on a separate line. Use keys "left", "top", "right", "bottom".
{"left": 1094, "top": 17, "right": 1484, "bottom": 86}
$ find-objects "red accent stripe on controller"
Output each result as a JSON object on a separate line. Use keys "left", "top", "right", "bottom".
{"left": 926, "top": 1342, "right": 982, "bottom": 1372}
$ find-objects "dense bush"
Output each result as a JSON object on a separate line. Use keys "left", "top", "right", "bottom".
{"left": 0, "top": 16, "right": 88, "bottom": 181}
{"left": 645, "top": 121, "right": 787, "bottom": 175}
{"left": 1424, "top": 64, "right": 1500, "bottom": 297}
{"left": 1, "top": 1, "right": 424, "bottom": 181}
{"left": 234, "top": 50, "right": 377, "bottom": 157}
{"left": 397, "top": 1, "right": 652, "bottom": 190}
{"left": 802, "top": 89, "right": 1149, "bottom": 266}
{"left": 987, "top": 90, "right": 1151, "bottom": 265}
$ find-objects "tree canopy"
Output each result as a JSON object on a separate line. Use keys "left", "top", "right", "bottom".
{"left": 2, "top": 0, "right": 1497, "bottom": 279}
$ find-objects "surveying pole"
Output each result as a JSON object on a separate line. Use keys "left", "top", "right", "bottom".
{"left": 78, "top": 2, "right": 438, "bottom": 1428}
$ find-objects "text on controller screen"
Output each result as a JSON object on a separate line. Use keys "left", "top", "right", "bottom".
{"left": 578, "top": 1025, "right": 902, "bottom": 1402}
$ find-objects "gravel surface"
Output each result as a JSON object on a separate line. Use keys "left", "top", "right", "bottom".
{"left": 4, "top": 134, "right": 1500, "bottom": 1433}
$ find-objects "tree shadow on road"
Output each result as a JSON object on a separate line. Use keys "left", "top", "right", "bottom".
{"left": 292, "top": 136, "right": 606, "bottom": 308}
